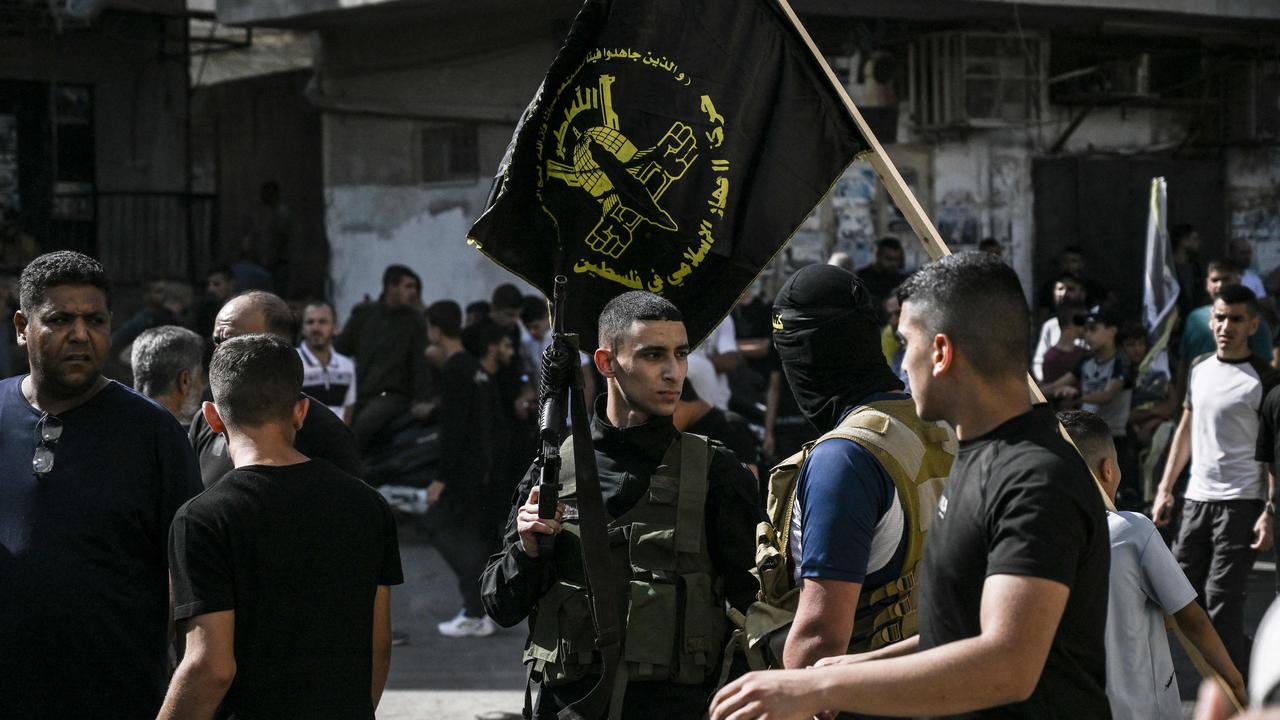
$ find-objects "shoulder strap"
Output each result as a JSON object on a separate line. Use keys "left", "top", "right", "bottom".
{"left": 675, "top": 433, "right": 710, "bottom": 554}
{"left": 815, "top": 402, "right": 927, "bottom": 481}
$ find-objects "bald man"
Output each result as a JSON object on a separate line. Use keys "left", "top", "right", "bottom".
{"left": 189, "top": 291, "right": 363, "bottom": 487}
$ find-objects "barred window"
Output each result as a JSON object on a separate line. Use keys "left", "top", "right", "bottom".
{"left": 420, "top": 122, "right": 479, "bottom": 183}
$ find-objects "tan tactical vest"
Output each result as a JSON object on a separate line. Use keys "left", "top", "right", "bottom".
{"left": 523, "top": 433, "right": 728, "bottom": 688}
{"left": 743, "top": 398, "right": 956, "bottom": 665}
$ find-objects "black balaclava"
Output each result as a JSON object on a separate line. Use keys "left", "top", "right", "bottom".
{"left": 773, "top": 263, "right": 904, "bottom": 431}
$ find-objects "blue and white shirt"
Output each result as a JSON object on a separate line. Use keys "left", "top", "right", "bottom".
{"left": 789, "top": 397, "right": 909, "bottom": 589}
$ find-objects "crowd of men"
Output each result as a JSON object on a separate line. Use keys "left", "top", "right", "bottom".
{"left": 1, "top": 238, "right": 1279, "bottom": 720}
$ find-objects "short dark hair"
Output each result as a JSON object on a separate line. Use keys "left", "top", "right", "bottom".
{"left": 1206, "top": 258, "right": 1239, "bottom": 277}
{"left": 465, "top": 300, "right": 490, "bottom": 318}
{"left": 598, "top": 291, "right": 683, "bottom": 351}
{"left": 131, "top": 325, "right": 204, "bottom": 398}
{"left": 303, "top": 300, "right": 336, "bottom": 323}
{"left": 427, "top": 300, "right": 462, "bottom": 339}
{"left": 235, "top": 290, "right": 297, "bottom": 339}
{"left": 521, "top": 295, "right": 549, "bottom": 326}
{"left": 1056, "top": 409, "right": 1116, "bottom": 467}
{"left": 19, "top": 251, "right": 111, "bottom": 314}
{"left": 876, "top": 237, "right": 903, "bottom": 253}
{"left": 978, "top": 237, "right": 1001, "bottom": 251}
{"left": 1117, "top": 322, "right": 1146, "bottom": 345}
{"left": 897, "top": 252, "right": 1029, "bottom": 378}
{"left": 463, "top": 319, "right": 508, "bottom": 358}
{"left": 209, "top": 334, "right": 302, "bottom": 428}
{"left": 491, "top": 283, "right": 524, "bottom": 311}
{"left": 207, "top": 265, "right": 233, "bottom": 280}
{"left": 1214, "top": 283, "right": 1260, "bottom": 317}
{"left": 1061, "top": 245, "right": 1085, "bottom": 257}
{"left": 382, "top": 264, "right": 421, "bottom": 291}
{"left": 1054, "top": 271, "right": 1084, "bottom": 288}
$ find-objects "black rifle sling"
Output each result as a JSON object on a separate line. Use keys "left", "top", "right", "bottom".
{"left": 559, "top": 363, "right": 624, "bottom": 720}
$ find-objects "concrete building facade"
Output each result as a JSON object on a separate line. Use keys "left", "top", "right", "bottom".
{"left": 216, "top": 0, "right": 1280, "bottom": 319}
{"left": 1, "top": 0, "right": 211, "bottom": 284}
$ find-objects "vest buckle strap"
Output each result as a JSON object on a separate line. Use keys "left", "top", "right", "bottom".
{"left": 877, "top": 624, "right": 903, "bottom": 645}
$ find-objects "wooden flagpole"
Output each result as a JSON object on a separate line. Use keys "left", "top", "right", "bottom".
{"left": 772, "top": 0, "right": 1242, "bottom": 711}
{"left": 770, "top": 0, "right": 1111, "bottom": 507}
{"left": 770, "top": 0, "right": 949, "bottom": 262}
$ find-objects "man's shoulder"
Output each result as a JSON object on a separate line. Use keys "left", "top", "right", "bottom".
{"left": 690, "top": 431, "right": 753, "bottom": 479}
{"left": 443, "top": 351, "right": 486, "bottom": 384}
{"left": 0, "top": 375, "right": 22, "bottom": 410}
{"left": 798, "top": 435, "right": 892, "bottom": 495}
{"left": 330, "top": 348, "right": 356, "bottom": 369}
{"left": 806, "top": 433, "right": 881, "bottom": 467}
{"left": 302, "top": 394, "right": 348, "bottom": 427}
{"left": 1108, "top": 510, "right": 1158, "bottom": 545}
{"left": 101, "top": 381, "right": 185, "bottom": 429}
{"left": 968, "top": 414, "right": 1089, "bottom": 488}
{"left": 1188, "top": 352, "right": 1216, "bottom": 375}
{"left": 306, "top": 458, "right": 385, "bottom": 499}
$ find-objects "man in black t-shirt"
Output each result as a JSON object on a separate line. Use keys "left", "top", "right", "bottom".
{"left": 162, "top": 334, "right": 403, "bottom": 719}
{"left": 190, "top": 290, "right": 362, "bottom": 486}
{"left": 712, "top": 252, "right": 1110, "bottom": 720}
{"left": 425, "top": 301, "right": 510, "bottom": 637}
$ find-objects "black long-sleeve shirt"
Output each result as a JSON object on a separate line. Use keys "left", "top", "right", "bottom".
{"left": 438, "top": 350, "right": 507, "bottom": 494}
{"left": 480, "top": 405, "right": 760, "bottom": 717}
{"left": 334, "top": 301, "right": 432, "bottom": 404}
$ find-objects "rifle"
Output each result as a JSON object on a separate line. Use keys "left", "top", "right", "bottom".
{"left": 529, "top": 275, "right": 624, "bottom": 720}
{"left": 535, "top": 275, "right": 572, "bottom": 558}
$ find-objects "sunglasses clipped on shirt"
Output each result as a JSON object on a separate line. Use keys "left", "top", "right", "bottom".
{"left": 32, "top": 412, "right": 63, "bottom": 478}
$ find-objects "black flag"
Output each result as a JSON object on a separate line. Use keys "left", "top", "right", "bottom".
{"left": 468, "top": 0, "right": 869, "bottom": 349}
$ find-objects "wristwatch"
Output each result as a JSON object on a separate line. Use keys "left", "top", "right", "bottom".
{"left": 1267, "top": 500, "right": 1277, "bottom": 516}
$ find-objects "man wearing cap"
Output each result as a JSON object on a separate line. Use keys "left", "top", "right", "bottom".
{"left": 768, "top": 264, "right": 955, "bottom": 672}
{"left": 1041, "top": 305, "right": 1137, "bottom": 506}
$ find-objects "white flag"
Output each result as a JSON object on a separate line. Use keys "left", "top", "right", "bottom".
{"left": 1141, "top": 177, "right": 1179, "bottom": 377}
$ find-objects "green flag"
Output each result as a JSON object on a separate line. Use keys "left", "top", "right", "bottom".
{"left": 468, "top": 0, "right": 869, "bottom": 349}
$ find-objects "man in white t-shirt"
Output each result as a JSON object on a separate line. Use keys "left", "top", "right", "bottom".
{"left": 689, "top": 315, "right": 738, "bottom": 410}
{"left": 1154, "top": 284, "right": 1278, "bottom": 669}
{"left": 298, "top": 301, "right": 357, "bottom": 424}
{"left": 1060, "top": 410, "right": 1246, "bottom": 719}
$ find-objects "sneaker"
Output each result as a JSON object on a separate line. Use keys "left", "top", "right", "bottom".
{"left": 437, "top": 610, "right": 497, "bottom": 638}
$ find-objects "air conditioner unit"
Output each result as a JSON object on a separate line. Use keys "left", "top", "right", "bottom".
{"left": 908, "top": 31, "right": 1047, "bottom": 130}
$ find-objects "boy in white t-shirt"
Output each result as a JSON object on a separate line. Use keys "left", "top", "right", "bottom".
{"left": 1058, "top": 410, "right": 1246, "bottom": 719}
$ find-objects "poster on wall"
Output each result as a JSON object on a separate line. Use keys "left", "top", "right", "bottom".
{"left": 875, "top": 145, "right": 933, "bottom": 271}
{"left": 831, "top": 161, "right": 879, "bottom": 267}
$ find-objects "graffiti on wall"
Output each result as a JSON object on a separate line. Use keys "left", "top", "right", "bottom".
{"left": 935, "top": 189, "right": 981, "bottom": 247}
